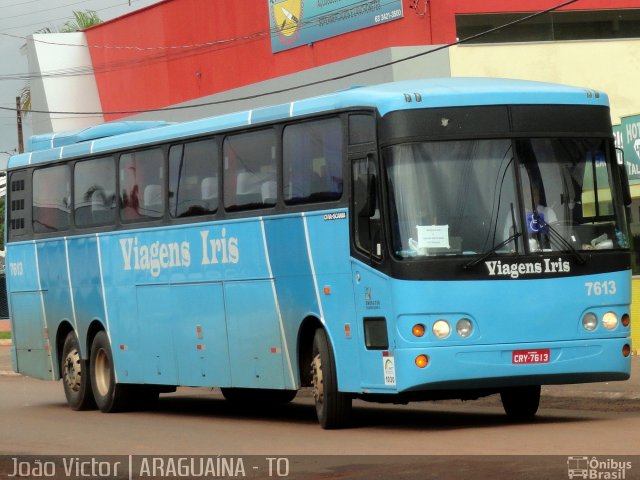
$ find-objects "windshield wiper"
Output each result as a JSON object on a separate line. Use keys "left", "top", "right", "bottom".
{"left": 538, "top": 217, "right": 587, "bottom": 265}
{"left": 463, "top": 232, "right": 522, "bottom": 270}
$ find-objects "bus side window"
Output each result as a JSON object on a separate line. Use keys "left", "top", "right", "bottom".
{"left": 283, "top": 117, "right": 343, "bottom": 205}
{"left": 169, "top": 139, "right": 219, "bottom": 218}
{"left": 33, "top": 165, "right": 71, "bottom": 233}
{"left": 74, "top": 157, "right": 116, "bottom": 227}
{"left": 120, "top": 148, "right": 165, "bottom": 222}
{"left": 223, "top": 129, "right": 277, "bottom": 211}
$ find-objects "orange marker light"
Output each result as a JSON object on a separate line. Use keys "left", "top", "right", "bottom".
{"left": 412, "top": 324, "right": 426, "bottom": 337}
{"left": 323, "top": 286, "right": 331, "bottom": 295}
{"left": 621, "top": 314, "right": 630, "bottom": 328}
{"left": 622, "top": 344, "right": 631, "bottom": 357}
{"left": 415, "top": 354, "right": 429, "bottom": 368}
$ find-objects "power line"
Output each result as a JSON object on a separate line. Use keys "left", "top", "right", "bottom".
{"left": 0, "top": 0, "right": 578, "bottom": 116}
{"left": 0, "top": 0, "right": 154, "bottom": 32}
{"left": 0, "top": 0, "right": 93, "bottom": 20}
{"left": 0, "top": 0, "right": 47, "bottom": 10}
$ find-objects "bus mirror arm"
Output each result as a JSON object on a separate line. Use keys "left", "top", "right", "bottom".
{"left": 615, "top": 147, "right": 632, "bottom": 206}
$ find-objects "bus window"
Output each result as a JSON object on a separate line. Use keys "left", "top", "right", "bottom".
{"left": 283, "top": 117, "right": 343, "bottom": 204}
{"left": 352, "top": 156, "right": 382, "bottom": 257}
{"left": 119, "top": 148, "right": 165, "bottom": 222}
{"left": 169, "top": 139, "right": 219, "bottom": 218}
{"left": 74, "top": 157, "right": 116, "bottom": 227}
{"left": 223, "top": 130, "right": 277, "bottom": 211}
{"left": 33, "top": 165, "right": 71, "bottom": 233}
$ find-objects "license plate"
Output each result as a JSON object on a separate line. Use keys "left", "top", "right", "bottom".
{"left": 512, "top": 349, "right": 551, "bottom": 364}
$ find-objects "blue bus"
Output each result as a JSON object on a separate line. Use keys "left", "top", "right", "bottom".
{"left": 5, "top": 78, "right": 633, "bottom": 429}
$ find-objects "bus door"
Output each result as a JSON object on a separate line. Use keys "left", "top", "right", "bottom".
{"left": 350, "top": 155, "right": 397, "bottom": 392}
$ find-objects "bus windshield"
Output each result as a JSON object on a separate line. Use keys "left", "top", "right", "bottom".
{"left": 385, "top": 137, "right": 629, "bottom": 259}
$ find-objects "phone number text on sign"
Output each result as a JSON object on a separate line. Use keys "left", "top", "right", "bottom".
{"left": 375, "top": 9, "right": 402, "bottom": 22}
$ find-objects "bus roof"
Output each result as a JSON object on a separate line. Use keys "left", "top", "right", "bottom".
{"left": 7, "top": 77, "right": 609, "bottom": 170}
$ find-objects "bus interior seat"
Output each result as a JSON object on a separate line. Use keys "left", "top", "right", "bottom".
{"left": 201, "top": 176, "right": 218, "bottom": 201}
{"left": 143, "top": 184, "right": 163, "bottom": 217}
{"left": 91, "top": 190, "right": 113, "bottom": 224}
{"left": 262, "top": 180, "right": 276, "bottom": 205}
{"left": 236, "top": 171, "right": 261, "bottom": 206}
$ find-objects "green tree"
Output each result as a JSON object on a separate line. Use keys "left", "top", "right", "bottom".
{"left": 19, "top": 10, "right": 103, "bottom": 117}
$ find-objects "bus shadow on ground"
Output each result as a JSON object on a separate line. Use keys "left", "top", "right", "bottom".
{"left": 147, "top": 391, "right": 592, "bottom": 431}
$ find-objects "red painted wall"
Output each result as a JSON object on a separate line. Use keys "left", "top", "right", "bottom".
{"left": 86, "top": 0, "right": 637, "bottom": 121}
{"left": 86, "top": 0, "right": 436, "bottom": 121}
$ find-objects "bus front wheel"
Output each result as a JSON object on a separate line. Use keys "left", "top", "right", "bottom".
{"left": 500, "top": 385, "right": 541, "bottom": 420}
{"left": 61, "top": 332, "right": 96, "bottom": 411}
{"left": 90, "top": 331, "right": 132, "bottom": 413}
{"left": 311, "top": 329, "right": 352, "bottom": 429}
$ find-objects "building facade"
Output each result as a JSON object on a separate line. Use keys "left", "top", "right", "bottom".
{"left": 26, "top": 0, "right": 640, "bottom": 351}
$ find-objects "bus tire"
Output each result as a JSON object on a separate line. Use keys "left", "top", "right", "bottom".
{"left": 90, "top": 331, "right": 132, "bottom": 413}
{"left": 60, "top": 332, "right": 96, "bottom": 411}
{"left": 311, "top": 328, "right": 352, "bottom": 429}
{"left": 500, "top": 385, "right": 541, "bottom": 420}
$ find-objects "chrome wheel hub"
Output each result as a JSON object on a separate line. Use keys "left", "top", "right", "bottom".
{"left": 63, "top": 349, "right": 82, "bottom": 392}
{"left": 311, "top": 353, "right": 324, "bottom": 404}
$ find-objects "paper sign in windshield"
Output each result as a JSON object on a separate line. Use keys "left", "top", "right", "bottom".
{"left": 417, "top": 225, "right": 450, "bottom": 249}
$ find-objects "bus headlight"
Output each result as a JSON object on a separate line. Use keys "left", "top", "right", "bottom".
{"left": 582, "top": 312, "right": 598, "bottom": 331}
{"left": 432, "top": 320, "right": 450, "bottom": 339}
{"left": 456, "top": 318, "right": 473, "bottom": 338}
{"left": 602, "top": 312, "right": 618, "bottom": 330}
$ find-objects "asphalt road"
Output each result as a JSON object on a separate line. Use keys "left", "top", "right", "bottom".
{"left": 2, "top": 344, "right": 640, "bottom": 479}
{"left": 2, "top": 369, "right": 640, "bottom": 479}
{"left": 1, "top": 374, "right": 640, "bottom": 455}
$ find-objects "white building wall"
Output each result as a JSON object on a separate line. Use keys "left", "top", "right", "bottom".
{"left": 27, "top": 32, "right": 104, "bottom": 135}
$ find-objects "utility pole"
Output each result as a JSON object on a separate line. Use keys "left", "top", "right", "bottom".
{"left": 16, "top": 96, "right": 24, "bottom": 154}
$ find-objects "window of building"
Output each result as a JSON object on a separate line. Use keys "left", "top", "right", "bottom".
{"left": 33, "top": 165, "right": 71, "bottom": 233}
{"left": 283, "top": 117, "right": 343, "bottom": 205}
{"left": 169, "top": 139, "right": 219, "bottom": 218}
{"left": 223, "top": 130, "right": 277, "bottom": 211}
{"left": 119, "top": 148, "right": 165, "bottom": 222}
{"left": 456, "top": 9, "right": 640, "bottom": 44}
{"left": 74, "top": 157, "right": 116, "bottom": 227}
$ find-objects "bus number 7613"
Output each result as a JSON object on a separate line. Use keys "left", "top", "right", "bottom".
{"left": 585, "top": 281, "right": 616, "bottom": 296}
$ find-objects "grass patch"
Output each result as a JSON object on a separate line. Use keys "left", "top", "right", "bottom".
{"left": 0, "top": 331, "right": 11, "bottom": 340}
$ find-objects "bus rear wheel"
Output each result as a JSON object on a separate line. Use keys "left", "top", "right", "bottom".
{"left": 311, "top": 329, "right": 352, "bottom": 429}
{"left": 90, "top": 331, "right": 133, "bottom": 413}
{"left": 61, "top": 332, "right": 96, "bottom": 411}
{"left": 500, "top": 385, "right": 541, "bottom": 420}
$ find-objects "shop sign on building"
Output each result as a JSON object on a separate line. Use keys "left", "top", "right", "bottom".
{"left": 268, "top": 0, "right": 403, "bottom": 53}
{"left": 616, "top": 114, "right": 640, "bottom": 184}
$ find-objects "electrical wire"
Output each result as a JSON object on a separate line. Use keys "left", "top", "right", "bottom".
{"left": 0, "top": 0, "right": 578, "bottom": 116}
{"left": 0, "top": 0, "right": 152, "bottom": 32}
